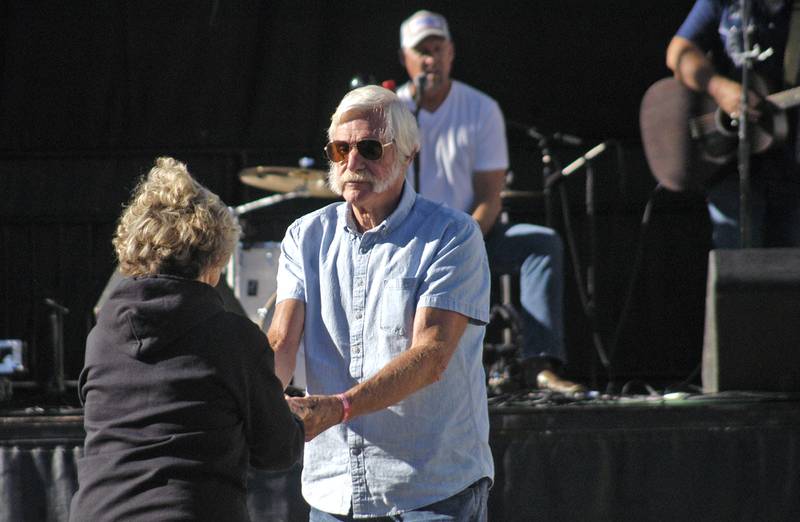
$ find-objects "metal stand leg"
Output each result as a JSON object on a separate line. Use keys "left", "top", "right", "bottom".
{"left": 485, "top": 209, "right": 524, "bottom": 396}
{"left": 498, "top": 209, "right": 517, "bottom": 348}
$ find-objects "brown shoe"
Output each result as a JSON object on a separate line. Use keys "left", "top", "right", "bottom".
{"left": 536, "top": 369, "right": 587, "bottom": 395}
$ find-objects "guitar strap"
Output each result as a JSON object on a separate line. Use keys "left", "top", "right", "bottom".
{"left": 784, "top": 0, "right": 800, "bottom": 87}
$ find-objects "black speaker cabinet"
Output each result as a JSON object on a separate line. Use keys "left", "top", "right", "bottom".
{"left": 702, "top": 248, "right": 800, "bottom": 393}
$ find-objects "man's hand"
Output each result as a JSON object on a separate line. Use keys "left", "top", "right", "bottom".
{"left": 708, "top": 75, "right": 743, "bottom": 116}
{"left": 286, "top": 395, "right": 344, "bottom": 441}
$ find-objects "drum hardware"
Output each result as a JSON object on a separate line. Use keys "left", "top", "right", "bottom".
{"left": 499, "top": 190, "right": 545, "bottom": 211}
{"left": 227, "top": 161, "right": 339, "bottom": 307}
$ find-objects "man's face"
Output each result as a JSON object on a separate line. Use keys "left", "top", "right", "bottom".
{"left": 327, "top": 112, "right": 405, "bottom": 208}
{"left": 401, "top": 36, "right": 454, "bottom": 96}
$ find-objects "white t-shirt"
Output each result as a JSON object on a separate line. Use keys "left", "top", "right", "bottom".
{"left": 397, "top": 80, "right": 509, "bottom": 213}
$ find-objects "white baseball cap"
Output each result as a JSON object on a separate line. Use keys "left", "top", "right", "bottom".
{"left": 400, "top": 10, "right": 451, "bottom": 49}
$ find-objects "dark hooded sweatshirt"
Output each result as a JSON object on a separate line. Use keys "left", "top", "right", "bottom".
{"left": 69, "top": 275, "right": 304, "bottom": 522}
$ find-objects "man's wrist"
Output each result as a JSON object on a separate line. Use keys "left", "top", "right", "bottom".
{"left": 336, "top": 393, "right": 352, "bottom": 423}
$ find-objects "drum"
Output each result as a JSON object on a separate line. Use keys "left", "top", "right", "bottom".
{"left": 226, "top": 242, "right": 307, "bottom": 390}
{"left": 226, "top": 242, "right": 282, "bottom": 325}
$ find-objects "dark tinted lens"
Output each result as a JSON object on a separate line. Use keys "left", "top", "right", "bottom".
{"left": 325, "top": 141, "right": 351, "bottom": 162}
{"left": 356, "top": 140, "right": 383, "bottom": 161}
{"left": 325, "top": 140, "right": 384, "bottom": 162}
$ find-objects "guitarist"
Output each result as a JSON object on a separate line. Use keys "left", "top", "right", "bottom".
{"left": 666, "top": 0, "right": 800, "bottom": 248}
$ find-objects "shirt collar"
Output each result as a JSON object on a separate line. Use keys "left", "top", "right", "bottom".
{"left": 339, "top": 182, "right": 417, "bottom": 237}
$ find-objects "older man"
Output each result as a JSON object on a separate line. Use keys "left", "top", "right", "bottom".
{"left": 396, "top": 10, "right": 583, "bottom": 393}
{"left": 268, "top": 85, "right": 493, "bottom": 520}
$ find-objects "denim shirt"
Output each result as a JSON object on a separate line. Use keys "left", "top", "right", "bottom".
{"left": 276, "top": 183, "right": 493, "bottom": 517}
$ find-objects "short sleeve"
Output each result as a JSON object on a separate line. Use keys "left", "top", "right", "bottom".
{"left": 473, "top": 98, "right": 509, "bottom": 173}
{"left": 416, "top": 217, "right": 490, "bottom": 325}
{"left": 676, "top": 0, "right": 720, "bottom": 48}
{"left": 276, "top": 221, "right": 306, "bottom": 304}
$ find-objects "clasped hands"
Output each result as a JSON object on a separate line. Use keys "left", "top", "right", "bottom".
{"left": 286, "top": 394, "right": 345, "bottom": 441}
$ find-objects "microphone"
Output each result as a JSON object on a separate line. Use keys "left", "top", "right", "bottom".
{"left": 525, "top": 126, "right": 583, "bottom": 147}
{"left": 550, "top": 131, "right": 583, "bottom": 147}
{"left": 507, "top": 119, "right": 583, "bottom": 147}
{"left": 544, "top": 142, "right": 608, "bottom": 188}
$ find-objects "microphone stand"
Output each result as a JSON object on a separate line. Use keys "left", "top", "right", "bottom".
{"left": 545, "top": 143, "right": 612, "bottom": 383}
{"left": 733, "top": 0, "right": 774, "bottom": 247}
{"left": 737, "top": 0, "right": 755, "bottom": 248}
{"left": 506, "top": 120, "right": 583, "bottom": 227}
{"left": 412, "top": 75, "right": 426, "bottom": 193}
{"left": 44, "top": 298, "right": 69, "bottom": 396}
{"left": 540, "top": 134, "right": 561, "bottom": 228}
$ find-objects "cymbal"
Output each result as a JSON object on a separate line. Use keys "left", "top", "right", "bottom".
{"left": 239, "top": 166, "right": 338, "bottom": 199}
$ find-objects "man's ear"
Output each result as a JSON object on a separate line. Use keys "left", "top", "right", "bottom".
{"left": 407, "top": 147, "right": 419, "bottom": 165}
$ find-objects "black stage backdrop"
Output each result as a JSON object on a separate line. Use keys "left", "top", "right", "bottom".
{"left": 0, "top": 0, "right": 706, "bottom": 388}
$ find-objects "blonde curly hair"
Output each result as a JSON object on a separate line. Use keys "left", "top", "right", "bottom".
{"left": 113, "top": 157, "right": 240, "bottom": 279}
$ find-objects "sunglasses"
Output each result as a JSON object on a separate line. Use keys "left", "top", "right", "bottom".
{"left": 324, "top": 139, "right": 393, "bottom": 163}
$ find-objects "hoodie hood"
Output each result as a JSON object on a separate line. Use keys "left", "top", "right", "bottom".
{"left": 94, "top": 274, "right": 225, "bottom": 359}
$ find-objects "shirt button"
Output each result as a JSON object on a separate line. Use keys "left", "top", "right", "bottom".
{"left": 355, "top": 312, "right": 362, "bottom": 319}
{"left": 352, "top": 345, "right": 361, "bottom": 354}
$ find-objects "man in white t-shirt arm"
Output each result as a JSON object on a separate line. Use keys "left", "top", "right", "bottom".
{"left": 396, "top": 10, "right": 584, "bottom": 394}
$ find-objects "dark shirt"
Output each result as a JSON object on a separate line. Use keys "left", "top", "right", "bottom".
{"left": 69, "top": 274, "right": 303, "bottom": 522}
{"left": 677, "top": 0, "right": 800, "bottom": 178}
{"left": 677, "top": 0, "right": 790, "bottom": 89}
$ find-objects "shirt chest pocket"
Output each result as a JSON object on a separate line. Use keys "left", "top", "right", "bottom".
{"left": 379, "top": 277, "right": 417, "bottom": 336}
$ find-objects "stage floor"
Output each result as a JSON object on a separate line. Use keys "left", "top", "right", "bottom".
{"left": 2, "top": 391, "right": 799, "bottom": 521}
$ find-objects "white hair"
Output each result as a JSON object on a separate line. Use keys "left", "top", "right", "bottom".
{"left": 327, "top": 85, "right": 419, "bottom": 163}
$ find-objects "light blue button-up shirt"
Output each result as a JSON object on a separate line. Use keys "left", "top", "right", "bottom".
{"left": 276, "top": 182, "right": 493, "bottom": 517}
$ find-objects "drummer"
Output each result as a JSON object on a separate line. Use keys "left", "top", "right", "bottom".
{"left": 395, "top": 10, "right": 582, "bottom": 393}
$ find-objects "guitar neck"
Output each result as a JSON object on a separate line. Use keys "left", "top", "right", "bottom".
{"left": 768, "top": 86, "right": 800, "bottom": 111}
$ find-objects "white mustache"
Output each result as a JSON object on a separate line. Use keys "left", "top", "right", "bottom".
{"left": 339, "top": 171, "right": 376, "bottom": 184}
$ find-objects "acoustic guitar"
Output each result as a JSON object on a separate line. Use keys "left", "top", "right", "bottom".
{"left": 639, "top": 76, "right": 800, "bottom": 191}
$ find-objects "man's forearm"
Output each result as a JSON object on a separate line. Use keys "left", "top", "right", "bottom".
{"left": 667, "top": 35, "right": 715, "bottom": 92}
{"left": 288, "top": 338, "right": 454, "bottom": 441}
{"left": 472, "top": 202, "right": 500, "bottom": 236}
{"left": 272, "top": 348, "right": 297, "bottom": 389}
{"left": 288, "top": 308, "right": 468, "bottom": 440}
{"left": 347, "top": 339, "right": 453, "bottom": 416}
{"left": 267, "top": 299, "right": 305, "bottom": 389}
{"left": 666, "top": 35, "right": 743, "bottom": 116}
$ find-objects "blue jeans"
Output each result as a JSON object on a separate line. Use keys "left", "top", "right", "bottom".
{"left": 308, "top": 478, "right": 490, "bottom": 521}
{"left": 708, "top": 174, "right": 800, "bottom": 249}
{"left": 484, "top": 222, "right": 565, "bottom": 364}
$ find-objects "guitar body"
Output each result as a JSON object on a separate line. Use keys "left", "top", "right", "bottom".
{"left": 640, "top": 76, "right": 788, "bottom": 191}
